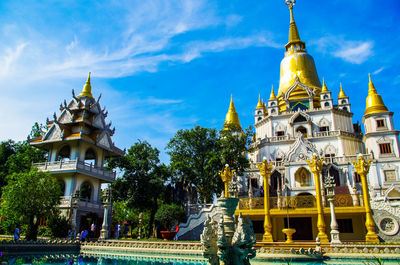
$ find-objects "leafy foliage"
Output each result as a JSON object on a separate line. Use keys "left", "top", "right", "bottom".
{"left": 47, "top": 214, "right": 70, "bottom": 238}
{"left": 166, "top": 125, "right": 253, "bottom": 203}
{"left": 108, "top": 140, "right": 170, "bottom": 237}
{"left": 0, "top": 168, "right": 62, "bottom": 240}
{"left": 155, "top": 203, "right": 186, "bottom": 230}
{"left": 167, "top": 126, "right": 222, "bottom": 203}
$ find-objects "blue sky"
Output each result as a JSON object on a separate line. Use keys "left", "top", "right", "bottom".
{"left": 0, "top": 0, "right": 399, "bottom": 161}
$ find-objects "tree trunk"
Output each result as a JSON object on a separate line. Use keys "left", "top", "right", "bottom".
{"left": 25, "top": 215, "right": 38, "bottom": 241}
{"left": 148, "top": 196, "right": 158, "bottom": 238}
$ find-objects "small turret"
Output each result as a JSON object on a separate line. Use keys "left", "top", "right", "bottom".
{"left": 364, "top": 74, "right": 388, "bottom": 115}
{"left": 255, "top": 94, "right": 266, "bottom": 123}
{"left": 223, "top": 95, "right": 242, "bottom": 131}
{"left": 320, "top": 78, "right": 332, "bottom": 110}
{"left": 268, "top": 85, "right": 279, "bottom": 115}
{"left": 78, "top": 72, "right": 94, "bottom": 99}
{"left": 337, "top": 83, "right": 351, "bottom": 112}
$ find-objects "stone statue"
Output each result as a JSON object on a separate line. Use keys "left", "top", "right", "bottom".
{"left": 201, "top": 165, "right": 257, "bottom": 265}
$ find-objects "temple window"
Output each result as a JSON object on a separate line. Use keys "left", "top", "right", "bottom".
{"left": 276, "top": 131, "right": 284, "bottom": 136}
{"left": 384, "top": 170, "right": 397, "bottom": 182}
{"left": 257, "top": 117, "right": 262, "bottom": 121}
{"left": 337, "top": 219, "right": 353, "bottom": 233}
{"left": 323, "top": 95, "right": 329, "bottom": 100}
{"left": 271, "top": 109, "right": 276, "bottom": 113}
{"left": 257, "top": 110, "right": 262, "bottom": 115}
{"left": 379, "top": 143, "right": 392, "bottom": 154}
{"left": 324, "top": 102, "right": 330, "bottom": 107}
{"left": 270, "top": 102, "right": 276, "bottom": 106}
{"left": 320, "top": 126, "right": 329, "bottom": 132}
{"left": 341, "top": 100, "right": 347, "bottom": 104}
{"left": 376, "top": 119, "right": 386, "bottom": 128}
{"left": 80, "top": 181, "right": 92, "bottom": 201}
{"left": 342, "top": 106, "right": 348, "bottom": 112}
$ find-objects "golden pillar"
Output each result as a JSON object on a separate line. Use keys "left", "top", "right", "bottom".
{"left": 307, "top": 155, "right": 329, "bottom": 242}
{"left": 257, "top": 158, "right": 274, "bottom": 242}
{"left": 219, "top": 164, "right": 235, "bottom": 198}
{"left": 352, "top": 155, "right": 379, "bottom": 243}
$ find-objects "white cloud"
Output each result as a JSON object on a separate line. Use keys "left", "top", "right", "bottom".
{"left": 373, "top": 67, "right": 384, "bottom": 75}
{"left": 333, "top": 42, "right": 373, "bottom": 64}
{"left": 310, "top": 36, "right": 373, "bottom": 64}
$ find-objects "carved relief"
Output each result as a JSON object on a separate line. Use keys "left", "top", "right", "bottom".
{"left": 378, "top": 217, "right": 399, "bottom": 236}
{"left": 286, "top": 133, "right": 318, "bottom": 162}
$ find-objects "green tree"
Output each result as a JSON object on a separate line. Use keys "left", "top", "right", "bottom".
{"left": 0, "top": 168, "right": 62, "bottom": 240}
{"left": 166, "top": 126, "right": 222, "bottom": 203}
{"left": 155, "top": 203, "right": 186, "bottom": 230}
{"left": 219, "top": 125, "right": 254, "bottom": 174}
{"left": 0, "top": 140, "right": 17, "bottom": 196}
{"left": 167, "top": 125, "right": 253, "bottom": 203}
{"left": 108, "top": 140, "right": 169, "bottom": 237}
{"left": 0, "top": 140, "right": 46, "bottom": 197}
{"left": 29, "top": 122, "right": 47, "bottom": 138}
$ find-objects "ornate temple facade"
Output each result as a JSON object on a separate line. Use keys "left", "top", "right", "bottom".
{"left": 224, "top": 4, "right": 400, "bottom": 242}
{"left": 29, "top": 74, "right": 124, "bottom": 235}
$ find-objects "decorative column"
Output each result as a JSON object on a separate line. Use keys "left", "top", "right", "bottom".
{"left": 138, "top": 212, "right": 143, "bottom": 240}
{"left": 324, "top": 174, "right": 341, "bottom": 244}
{"left": 99, "top": 188, "right": 112, "bottom": 240}
{"left": 257, "top": 157, "right": 274, "bottom": 242}
{"left": 71, "top": 190, "right": 80, "bottom": 238}
{"left": 307, "top": 155, "right": 329, "bottom": 242}
{"left": 219, "top": 164, "right": 235, "bottom": 198}
{"left": 352, "top": 155, "right": 379, "bottom": 243}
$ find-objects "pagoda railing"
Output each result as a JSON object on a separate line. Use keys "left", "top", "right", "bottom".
{"left": 257, "top": 130, "right": 362, "bottom": 146}
{"left": 58, "top": 196, "right": 103, "bottom": 211}
{"left": 33, "top": 159, "right": 116, "bottom": 182}
{"left": 249, "top": 154, "right": 371, "bottom": 168}
{"left": 238, "top": 194, "right": 363, "bottom": 210}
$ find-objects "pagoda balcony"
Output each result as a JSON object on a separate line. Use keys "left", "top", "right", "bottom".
{"left": 237, "top": 194, "right": 365, "bottom": 216}
{"left": 258, "top": 130, "right": 362, "bottom": 145}
{"left": 59, "top": 196, "right": 103, "bottom": 212}
{"left": 33, "top": 159, "right": 116, "bottom": 182}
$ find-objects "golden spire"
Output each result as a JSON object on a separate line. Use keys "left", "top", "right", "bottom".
{"left": 277, "top": 1, "right": 321, "bottom": 112}
{"left": 285, "top": 2, "right": 304, "bottom": 50}
{"left": 223, "top": 95, "right": 242, "bottom": 131}
{"left": 338, "top": 83, "right": 347, "bottom": 98}
{"left": 269, "top": 85, "right": 277, "bottom": 100}
{"left": 364, "top": 74, "right": 388, "bottom": 115}
{"left": 77, "top": 72, "right": 94, "bottom": 99}
{"left": 256, "top": 94, "right": 264, "bottom": 109}
{"left": 321, "top": 78, "right": 329, "bottom": 93}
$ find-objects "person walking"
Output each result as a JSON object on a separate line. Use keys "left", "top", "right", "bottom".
{"left": 14, "top": 225, "right": 20, "bottom": 241}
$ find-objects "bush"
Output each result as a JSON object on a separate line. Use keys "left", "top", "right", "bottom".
{"left": 47, "top": 215, "right": 70, "bottom": 238}
{"left": 37, "top": 226, "right": 52, "bottom": 237}
{"left": 154, "top": 203, "right": 186, "bottom": 231}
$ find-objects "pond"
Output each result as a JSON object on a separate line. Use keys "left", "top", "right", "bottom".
{"left": 2, "top": 252, "right": 400, "bottom": 265}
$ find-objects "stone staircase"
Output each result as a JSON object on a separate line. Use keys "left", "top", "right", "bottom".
{"left": 176, "top": 203, "right": 220, "bottom": 241}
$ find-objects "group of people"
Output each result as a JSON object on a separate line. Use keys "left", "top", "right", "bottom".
{"left": 113, "top": 223, "right": 130, "bottom": 239}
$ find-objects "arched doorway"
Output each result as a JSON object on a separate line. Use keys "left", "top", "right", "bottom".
{"left": 84, "top": 148, "right": 97, "bottom": 165}
{"left": 80, "top": 181, "right": 92, "bottom": 201}
{"left": 295, "top": 126, "right": 308, "bottom": 138}
{"left": 270, "top": 171, "right": 281, "bottom": 197}
{"left": 57, "top": 179, "right": 66, "bottom": 196}
{"left": 57, "top": 145, "right": 71, "bottom": 161}
{"left": 79, "top": 212, "right": 101, "bottom": 238}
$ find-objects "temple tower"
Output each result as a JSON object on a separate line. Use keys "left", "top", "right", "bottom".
{"left": 30, "top": 73, "right": 124, "bottom": 235}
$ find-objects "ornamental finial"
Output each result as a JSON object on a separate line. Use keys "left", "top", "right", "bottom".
{"left": 285, "top": 0, "right": 296, "bottom": 8}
